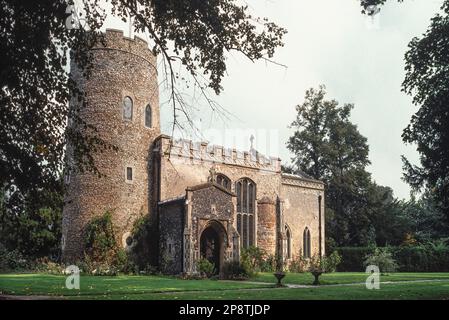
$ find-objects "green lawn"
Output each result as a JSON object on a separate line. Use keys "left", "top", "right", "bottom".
{"left": 0, "top": 274, "right": 270, "bottom": 298}
{"left": 133, "top": 281, "right": 449, "bottom": 300}
{"left": 253, "top": 272, "right": 449, "bottom": 286}
{"left": 0, "top": 272, "right": 449, "bottom": 300}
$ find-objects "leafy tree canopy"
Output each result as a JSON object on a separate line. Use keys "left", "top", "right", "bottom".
{"left": 0, "top": 0, "right": 286, "bottom": 208}
{"left": 288, "top": 86, "right": 375, "bottom": 246}
{"left": 401, "top": 0, "right": 449, "bottom": 221}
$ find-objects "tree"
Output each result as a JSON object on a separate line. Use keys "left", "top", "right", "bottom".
{"left": 0, "top": 181, "right": 63, "bottom": 257}
{"left": 0, "top": 1, "right": 286, "bottom": 252}
{"left": 368, "top": 185, "right": 411, "bottom": 246}
{"left": 401, "top": 0, "right": 449, "bottom": 222}
{"left": 401, "top": 193, "right": 449, "bottom": 242}
{"left": 288, "top": 86, "right": 378, "bottom": 246}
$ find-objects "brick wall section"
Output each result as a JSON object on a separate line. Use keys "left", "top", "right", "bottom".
{"left": 62, "top": 29, "right": 160, "bottom": 262}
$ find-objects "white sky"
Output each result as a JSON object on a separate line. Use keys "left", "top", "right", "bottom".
{"left": 101, "top": 0, "right": 444, "bottom": 200}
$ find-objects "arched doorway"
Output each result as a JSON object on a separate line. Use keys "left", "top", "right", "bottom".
{"left": 199, "top": 221, "right": 227, "bottom": 274}
{"left": 200, "top": 227, "right": 220, "bottom": 273}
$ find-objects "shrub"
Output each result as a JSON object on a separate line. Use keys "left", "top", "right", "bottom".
{"left": 115, "top": 249, "right": 138, "bottom": 275}
{"left": 392, "top": 246, "right": 428, "bottom": 272}
{"left": 337, "top": 245, "right": 449, "bottom": 272}
{"left": 128, "top": 215, "right": 153, "bottom": 270}
{"left": 260, "top": 254, "right": 276, "bottom": 272}
{"left": 337, "top": 247, "right": 374, "bottom": 271}
{"left": 0, "top": 244, "right": 29, "bottom": 271}
{"left": 141, "top": 264, "right": 159, "bottom": 275}
{"left": 197, "top": 258, "right": 216, "bottom": 278}
{"left": 363, "top": 248, "right": 398, "bottom": 274}
{"left": 322, "top": 251, "right": 342, "bottom": 273}
{"left": 221, "top": 260, "right": 250, "bottom": 280}
{"left": 240, "top": 246, "right": 266, "bottom": 274}
{"left": 34, "top": 257, "right": 64, "bottom": 274}
{"left": 288, "top": 252, "right": 308, "bottom": 273}
{"left": 84, "top": 211, "right": 117, "bottom": 264}
{"left": 81, "top": 254, "right": 118, "bottom": 276}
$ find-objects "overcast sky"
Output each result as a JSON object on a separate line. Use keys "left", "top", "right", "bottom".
{"left": 103, "top": 0, "right": 444, "bottom": 200}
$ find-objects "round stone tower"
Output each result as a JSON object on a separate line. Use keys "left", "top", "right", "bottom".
{"left": 62, "top": 29, "right": 160, "bottom": 262}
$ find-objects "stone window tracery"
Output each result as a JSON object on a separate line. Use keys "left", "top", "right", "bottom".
{"left": 216, "top": 174, "right": 231, "bottom": 190}
{"left": 236, "top": 178, "right": 256, "bottom": 248}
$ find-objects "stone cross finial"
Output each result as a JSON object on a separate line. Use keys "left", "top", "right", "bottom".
{"left": 250, "top": 134, "right": 255, "bottom": 150}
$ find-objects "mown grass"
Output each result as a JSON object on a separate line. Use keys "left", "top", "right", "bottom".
{"left": 1, "top": 272, "right": 449, "bottom": 300}
{"left": 252, "top": 272, "right": 449, "bottom": 286}
{"left": 128, "top": 281, "right": 449, "bottom": 300}
{"left": 0, "top": 273, "right": 270, "bottom": 298}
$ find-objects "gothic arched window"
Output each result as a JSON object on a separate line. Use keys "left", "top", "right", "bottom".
{"left": 123, "top": 96, "right": 133, "bottom": 120}
{"left": 303, "top": 227, "right": 311, "bottom": 258}
{"left": 285, "top": 225, "right": 292, "bottom": 259}
{"left": 236, "top": 178, "right": 256, "bottom": 248}
{"left": 145, "top": 104, "right": 152, "bottom": 127}
{"left": 216, "top": 174, "right": 231, "bottom": 191}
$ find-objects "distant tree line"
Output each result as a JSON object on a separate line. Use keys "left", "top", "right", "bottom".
{"left": 286, "top": 86, "right": 449, "bottom": 249}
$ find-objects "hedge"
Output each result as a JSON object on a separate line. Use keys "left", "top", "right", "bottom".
{"left": 335, "top": 246, "right": 449, "bottom": 272}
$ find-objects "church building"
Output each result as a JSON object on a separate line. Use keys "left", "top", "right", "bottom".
{"left": 61, "top": 29, "right": 325, "bottom": 275}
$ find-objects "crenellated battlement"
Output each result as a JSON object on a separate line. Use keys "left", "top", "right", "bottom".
{"left": 91, "top": 29, "right": 156, "bottom": 68}
{"left": 154, "top": 135, "right": 282, "bottom": 173}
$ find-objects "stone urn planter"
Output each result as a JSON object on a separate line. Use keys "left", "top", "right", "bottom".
{"left": 312, "top": 271, "right": 323, "bottom": 285}
{"left": 273, "top": 271, "right": 286, "bottom": 287}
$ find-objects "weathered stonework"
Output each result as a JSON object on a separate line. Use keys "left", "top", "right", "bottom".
{"left": 256, "top": 197, "right": 277, "bottom": 255}
{"left": 281, "top": 174, "right": 325, "bottom": 259}
{"left": 62, "top": 29, "right": 160, "bottom": 262}
{"left": 62, "top": 29, "right": 325, "bottom": 272}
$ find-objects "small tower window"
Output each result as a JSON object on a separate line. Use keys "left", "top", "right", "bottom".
{"left": 126, "top": 167, "right": 133, "bottom": 182}
{"left": 64, "top": 170, "right": 71, "bottom": 185}
{"left": 61, "top": 235, "right": 66, "bottom": 250}
{"left": 123, "top": 96, "right": 133, "bottom": 120}
{"left": 145, "top": 104, "right": 152, "bottom": 128}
